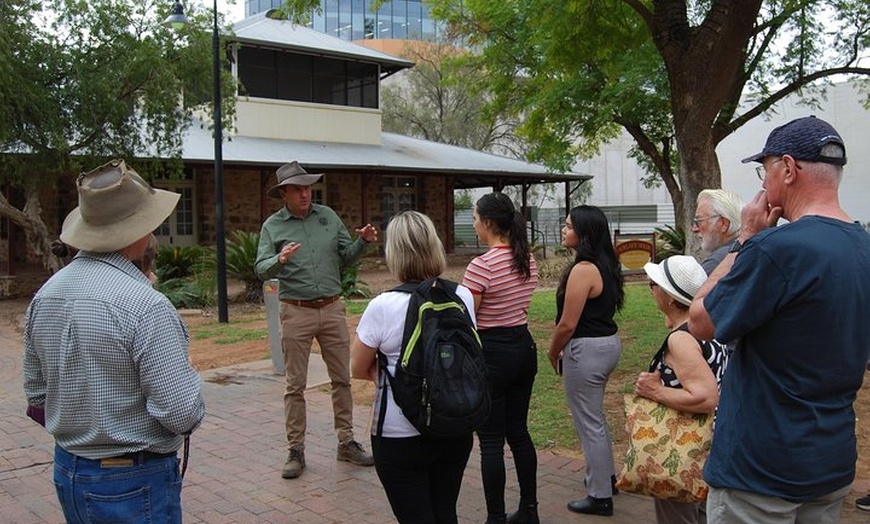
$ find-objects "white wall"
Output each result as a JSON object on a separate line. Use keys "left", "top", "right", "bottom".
{"left": 576, "top": 133, "right": 672, "bottom": 208}
{"left": 717, "top": 81, "right": 869, "bottom": 225}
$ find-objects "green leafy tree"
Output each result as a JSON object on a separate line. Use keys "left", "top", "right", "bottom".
{"left": 381, "top": 39, "right": 527, "bottom": 159}
{"left": 0, "top": 0, "right": 233, "bottom": 272}
{"left": 454, "top": 189, "right": 473, "bottom": 210}
{"left": 280, "top": 0, "right": 870, "bottom": 243}
{"left": 432, "top": 0, "right": 870, "bottom": 240}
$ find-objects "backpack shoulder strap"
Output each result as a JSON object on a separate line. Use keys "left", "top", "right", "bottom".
{"left": 390, "top": 282, "right": 420, "bottom": 294}
{"left": 375, "top": 350, "right": 391, "bottom": 438}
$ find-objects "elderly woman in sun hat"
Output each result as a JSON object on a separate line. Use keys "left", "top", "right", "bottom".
{"left": 635, "top": 255, "right": 728, "bottom": 524}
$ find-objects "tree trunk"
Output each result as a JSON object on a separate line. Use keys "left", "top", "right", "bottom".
{"left": 674, "top": 129, "right": 723, "bottom": 257}
{"left": 0, "top": 185, "right": 63, "bottom": 274}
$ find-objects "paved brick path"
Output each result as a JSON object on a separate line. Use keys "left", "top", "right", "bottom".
{"left": 2, "top": 305, "right": 868, "bottom": 523}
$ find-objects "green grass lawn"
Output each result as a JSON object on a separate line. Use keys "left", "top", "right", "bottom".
{"left": 189, "top": 282, "right": 666, "bottom": 453}
{"left": 526, "top": 283, "right": 668, "bottom": 451}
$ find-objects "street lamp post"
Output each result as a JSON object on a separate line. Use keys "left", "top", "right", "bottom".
{"left": 165, "top": 0, "right": 228, "bottom": 323}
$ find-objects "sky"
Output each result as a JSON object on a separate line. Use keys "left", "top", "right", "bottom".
{"left": 216, "top": 0, "right": 246, "bottom": 23}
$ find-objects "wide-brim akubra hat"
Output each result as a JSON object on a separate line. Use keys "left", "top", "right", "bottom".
{"left": 60, "top": 159, "right": 180, "bottom": 253}
{"left": 267, "top": 161, "right": 323, "bottom": 198}
{"left": 643, "top": 255, "right": 707, "bottom": 306}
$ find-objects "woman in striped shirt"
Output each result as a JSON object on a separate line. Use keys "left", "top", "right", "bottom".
{"left": 462, "top": 192, "right": 539, "bottom": 524}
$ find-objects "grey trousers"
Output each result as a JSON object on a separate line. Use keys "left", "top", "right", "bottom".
{"left": 655, "top": 498, "right": 706, "bottom": 524}
{"left": 706, "top": 485, "right": 850, "bottom": 524}
{"left": 562, "top": 334, "right": 621, "bottom": 499}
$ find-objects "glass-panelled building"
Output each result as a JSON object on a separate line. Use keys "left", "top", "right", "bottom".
{"left": 244, "top": 0, "right": 442, "bottom": 41}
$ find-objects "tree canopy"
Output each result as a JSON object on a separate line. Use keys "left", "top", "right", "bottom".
{"left": 283, "top": 0, "right": 869, "bottom": 238}
{"left": 0, "top": 0, "right": 229, "bottom": 271}
{"left": 430, "top": 0, "right": 870, "bottom": 232}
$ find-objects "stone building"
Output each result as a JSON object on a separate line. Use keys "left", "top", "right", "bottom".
{"left": 0, "top": 11, "right": 586, "bottom": 296}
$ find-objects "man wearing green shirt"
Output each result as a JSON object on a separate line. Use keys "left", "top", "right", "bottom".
{"left": 256, "top": 161, "right": 377, "bottom": 479}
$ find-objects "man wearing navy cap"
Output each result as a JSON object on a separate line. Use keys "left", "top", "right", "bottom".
{"left": 689, "top": 116, "right": 870, "bottom": 523}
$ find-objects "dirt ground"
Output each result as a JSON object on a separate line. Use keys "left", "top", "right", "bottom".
{"left": 4, "top": 256, "right": 870, "bottom": 485}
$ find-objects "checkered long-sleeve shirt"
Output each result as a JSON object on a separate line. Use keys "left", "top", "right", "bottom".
{"left": 23, "top": 252, "right": 205, "bottom": 459}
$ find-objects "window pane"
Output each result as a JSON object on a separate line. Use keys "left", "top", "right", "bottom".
{"left": 363, "top": 0, "right": 376, "bottom": 39}
{"left": 407, "top": 0, "right": 422, "bottom": 39}
{"left": 313, "top": 58, "right": 346, "bottom": 105}
{"left": 351, "top": 0, "right": 365, "bottom": 40}
{"left": 347, "top": 62, "right": 375, "bottom": 107}
{"left": 324, "top": 0, "right": 339, "bottom": 36}
{"left": 359, "top": 63, "right": 379, "bottom": 108}
{"left": 392, "top": 0, "right": 407, "bottom": 39}
{"left": 382, "top": 193, "right": 396, "bottom": 215}
{"left": 238, "top": 47, "right": 276, "bottom": 98}
{"left": 176, "top": 188, "right": 194, "bottom": 236}
{"left": 377, "top": 1, "right": 392, "bottom": 37}
{"left": 276, "top": 53, "right": 312, "bottom": 102}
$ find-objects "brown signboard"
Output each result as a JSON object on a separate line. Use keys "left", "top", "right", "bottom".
{"left": 615, "top": 233, "right": 655, "bottom": 274}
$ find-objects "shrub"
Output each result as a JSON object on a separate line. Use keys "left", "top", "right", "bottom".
{"left": 341, "top": 262, "right": 371, "bottom": 299}
{"left": 225, "top": 230, "right": 263, "bottom": 303}
{"left": 654, "top": 225, "right": 685, "bottom": 260}
{"left": 155, "top": 245, "right": 212, "bottom": 281}
{"left": 154, "top": 245, "right": 215, "bottom": 308}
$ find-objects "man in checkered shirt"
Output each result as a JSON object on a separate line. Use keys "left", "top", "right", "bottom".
{"left": 24, "top": 159, "right": 205, "bottom": 523}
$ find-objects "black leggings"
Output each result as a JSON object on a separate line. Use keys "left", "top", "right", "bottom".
{"left": 371, "top": 433, "right": 473, "bottom": 524}
{"left": 477, "top": 325, "right": 538, "bottom": 517}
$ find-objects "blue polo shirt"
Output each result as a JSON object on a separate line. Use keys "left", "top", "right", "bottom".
{"left": 704, "top": 216, "right": 870, "bottom": 502}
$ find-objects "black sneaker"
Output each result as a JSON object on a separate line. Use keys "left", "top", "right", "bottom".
{"left": 856, "top": 494, "right": 870, "bottom": 511}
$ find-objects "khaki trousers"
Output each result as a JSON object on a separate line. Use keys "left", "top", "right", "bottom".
{"left": 706, "top": 484, "right": 850, "bottom": 524}
{"left": 280, "top": 299, "right": 354, "bottom": 451}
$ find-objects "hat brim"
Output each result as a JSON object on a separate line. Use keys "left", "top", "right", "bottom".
{"left": 643, "top": 261, "right": 693, "bottom": 306}
{"left": 267, "top": 173, "right": 323, "bottom": 198}
{"left": 741, "top": 152, "right": 765, "bottom": 164}
{"left": 60, "top": 189, "right": 180, "bottom": 252}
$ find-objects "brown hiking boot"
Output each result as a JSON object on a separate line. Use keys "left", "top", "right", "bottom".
{"left": 281, "top": 448, "right": 305, "bottom": 479}
{"left": 337, "top": 440, "right": 374, "bottom": 466}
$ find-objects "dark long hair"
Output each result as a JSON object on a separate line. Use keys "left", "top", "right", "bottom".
{"left": 557, "top": 205, "right": 624, "bottom": 309}
{"left": 475, "top": 192, "right": 531, "bottom": 280}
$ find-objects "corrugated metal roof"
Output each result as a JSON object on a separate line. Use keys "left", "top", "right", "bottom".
{"left": 180, "top": 119, "right": 589, "bottom": 187}
{"left": 231, "top": 12, "right": 414, "bottom": 73}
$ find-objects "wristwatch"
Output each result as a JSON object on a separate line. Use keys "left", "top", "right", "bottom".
{"left": 729, "top": 240, "right": 744, "bottom": 253}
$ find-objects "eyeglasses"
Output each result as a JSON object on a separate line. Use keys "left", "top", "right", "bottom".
{"left": 691, "top": 215, "right": 721, "bottom": 226}
{"left": 756, "top": 157, "right": 783, "bottom": 180}
{"left": 648, "top": 281, "right": 659, "bottom": 290}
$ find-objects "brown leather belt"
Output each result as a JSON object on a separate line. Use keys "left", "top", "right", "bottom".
{"left": 100, "top": 450, "right": 177, "bottom": 468}
{"left": 281, "top": 295, "right": 341, "bottom": 309}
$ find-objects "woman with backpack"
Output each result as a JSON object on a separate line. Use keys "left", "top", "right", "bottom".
{"left": 550, "top": 205, "right": 625, "bottom": 518}
{"left": 462, "top": 193, "right": 540, "bottom": 524}
{"left": 350, "top": 210, "right": 478, "bottom": 524}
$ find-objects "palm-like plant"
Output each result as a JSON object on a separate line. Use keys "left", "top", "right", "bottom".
{"left": 654, "top": 225, "right": 686, "bottom": 261}
{"left": 225, "top": 230, "right": 264, "bottom": 303}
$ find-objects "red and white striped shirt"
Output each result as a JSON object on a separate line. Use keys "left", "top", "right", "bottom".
{"left": 462, "top": 246, "right": 538, "bottom": 330}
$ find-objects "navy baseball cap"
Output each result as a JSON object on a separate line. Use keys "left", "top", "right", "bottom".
{"left": 741, "top": 116, "right": 847, "bottom": 166}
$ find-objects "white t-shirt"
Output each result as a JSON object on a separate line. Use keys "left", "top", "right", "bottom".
{"left": 355, "top": 285, "right": 477, "bottom": 438}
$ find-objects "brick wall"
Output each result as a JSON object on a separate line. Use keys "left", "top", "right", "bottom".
{"left": 2, "top": 164, "right": 459, "bottom": 280}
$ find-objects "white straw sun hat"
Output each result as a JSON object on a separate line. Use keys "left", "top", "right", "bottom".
{"left": 60, "top": 159, "right": 180, "bottom": 253}
{"left": 643, "top": 255, "right": 707, "bottom": 306}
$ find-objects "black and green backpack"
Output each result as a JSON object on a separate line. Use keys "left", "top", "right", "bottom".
{"left": 377, "top": 277, "right": 491, "bottom": 438}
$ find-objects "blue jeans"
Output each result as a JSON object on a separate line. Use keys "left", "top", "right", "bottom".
{"left": 53, "top": 445, "right": 182, "bottom": 524}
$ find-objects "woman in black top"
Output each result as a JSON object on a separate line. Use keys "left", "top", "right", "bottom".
{"left": 549, "top": 205, "right": 624, "bottom": 517}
